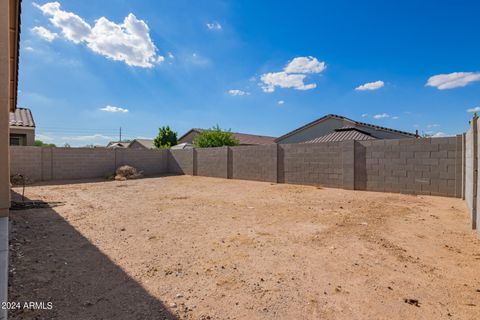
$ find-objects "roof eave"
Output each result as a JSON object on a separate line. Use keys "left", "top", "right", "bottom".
{"left": 9, "top": 0, "right": 21, "bottom": 112}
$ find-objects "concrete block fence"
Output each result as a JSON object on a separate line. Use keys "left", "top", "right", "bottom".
{"left": 10, "top": 132, "right": 477, "bottom": 234}
{"left": 9, "top": 147, "right": 169, "bottom": 182}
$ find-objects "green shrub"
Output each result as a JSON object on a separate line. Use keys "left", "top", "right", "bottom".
{"left": 193, "top": 125, "right": 239, "bottom": 148}
{"left": 34, "top": 140, "right": 56, "bottom": 147}
{"left": 154, "top": 126, "right": 178, "bottom": 149}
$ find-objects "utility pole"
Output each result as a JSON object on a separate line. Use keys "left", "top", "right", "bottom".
{"left": 119, "top": 127, "right": 122, "bottom": 142}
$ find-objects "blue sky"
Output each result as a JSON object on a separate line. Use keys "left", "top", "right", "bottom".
{"left": 18, "top": 0, "right": 480, "bottom": 146}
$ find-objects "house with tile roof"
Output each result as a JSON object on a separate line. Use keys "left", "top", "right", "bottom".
{"left": 178, "top": 128, "right": 276, "bottom": 146}
{"left": 276, "top": 114, "right": 417, "bottom": 144}
{"left": 106, "top": 139, "right": 155, "bottom": 149}
{"left": 9, "top": 108, "right": 35, "bottom": 146}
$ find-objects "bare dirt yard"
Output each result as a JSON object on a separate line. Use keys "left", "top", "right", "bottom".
{"left": 8, "top": 175, "right": 480, "bottom": 319}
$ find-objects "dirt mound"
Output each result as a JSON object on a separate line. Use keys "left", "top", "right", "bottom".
{"left": 114, "top": 165, "right": 143, "bottom": 181}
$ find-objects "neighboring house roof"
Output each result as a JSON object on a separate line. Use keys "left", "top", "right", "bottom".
{"left": 9, "top": 108, "right": 35, "bottom": 128}
{"left": 171, "top": 142, "right": 194, "bottom": 150}
{"left": 275, "top": 114, "right": 416, "bottom": 143}
{"left": 130, "top": 139, "right": 155, "bottom": 149}
{"left": 304, "top": 127, "right": 377, "bottom": 143}
{"left": 106, "top": 141, "right": 131, "bottom": 148}
{"left": 178, "top": 128, "right": 277, "bottom": 145}
{"left": 10, "top": 0, "right": 22, "bottom": 112}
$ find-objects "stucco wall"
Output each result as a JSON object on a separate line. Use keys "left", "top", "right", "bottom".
{"left": 465, "top": 122, "right": 476, "bottom": 228}
{"left": 477, "top": 121, "right": 480, "bottom": 230}
{"left": 10, "top": 126, "right": 35, "bottom": 146}
{"left": 0, "top": 0, "right": 9, "bottom": 217}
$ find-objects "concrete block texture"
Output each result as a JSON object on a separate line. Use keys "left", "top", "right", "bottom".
{"left": 196, "top": 147, "right": 229, "bottom": 178}
{"left": 9, "top": 135, "right": 467, "bottom": 203}
{"left": 10, "top": 147, "right": 168, "bottom": 182}
{"left": 231, "top": 145, "right": 277, "bottom": 182}
{"left": 358, "top": 137, "right": 461, "bottom": 197}
{"left": 281, "top": 142, "right": 343, "bottom": 187}
{"left": 168, "top": 149, "right": 194, "bottom": 175}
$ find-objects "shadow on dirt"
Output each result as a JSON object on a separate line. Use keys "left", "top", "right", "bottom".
{"left": 8, "top": 192, "right": 177, "bottom": 320}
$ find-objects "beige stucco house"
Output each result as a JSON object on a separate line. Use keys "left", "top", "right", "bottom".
{"left": 1, "top": 0, "right": 21, "bottom": 316}
{"left": 9, "top": 107, "right": 35, "bottom": 146}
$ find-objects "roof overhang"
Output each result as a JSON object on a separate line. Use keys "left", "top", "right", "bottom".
{"left": 9, "top": 0, "right": 21, "bottom": 112}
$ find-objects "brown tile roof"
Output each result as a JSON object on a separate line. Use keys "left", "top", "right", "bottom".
{"left": 9, "top": 107, "right": 35, "bottom": 127}
{"left": 304, "top": 127, "right": 376, "bottom": 143}
{"left": 275, "top": 114, "right": 416, "bottom": 142}
{"left": 179, "top": 128, "right": 276, "bottom": 145}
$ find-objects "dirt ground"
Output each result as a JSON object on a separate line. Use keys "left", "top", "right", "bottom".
{"left": 8, "top": 175, "right": 480, "bottom": 319}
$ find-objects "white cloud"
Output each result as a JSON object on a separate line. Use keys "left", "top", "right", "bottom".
{"left": 361, "top": 113, "right": 368, "bottom": 118}
{"left": 63, "top": 134, "right": 114, "bottom": 141}
{"left": 259, "top": 56, "right": 326, "bottom": 93}
{"left": 24, "top": 46, "right": 35, "bottom": 52}
{"left": 432, "top": 132, "right": 448, "bottom": 137}
{"left": 33, "top": 2, "right": 91, "bottom": 43}
{"left": 260, "top": 72, "right": 316, "bottom": 92}
{"left": 426, "top": 72, "right": 480, "bottom": 90}
{"left": 31, "top": 26, "right": 58, "bottom": 41}
{"left": 278, "top": 100, "right": 285, "bottom": 105}
{"left": 100, "top": 105, "right": 129, "bottom": 113}
{"left": 373, "top": 113, "right": 389, "bottom": 119}
{"left": 427, "top": 124, "right": 440, "bottom": 128}
{"left": 36, "top": 133, "right": 55, "bottom": 141}
{"left": 284, "top": 56, "right": 326, "bottom": 74}
{"left": 391, "top": 116, "right": 399, "bottom": 120}
{"left": 206, "top": 22, "right": 222, "bottom": 30}
{"left": 467, "top": 106, "right": 480, "bottom": 113}
{"left": 228, "top": 89, "right": 249, "bottom": 96}
{"left": 34, "top": 2, "right": 163, "bottom": 68}
{"left": 425, "top": 131, "right": 448, "bottom": 138}
{"left": 355, "top": 80, "right": 384, "bottom": 91}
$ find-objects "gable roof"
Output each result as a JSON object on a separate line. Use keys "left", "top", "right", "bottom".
{"left": 304, "top": 126, "right": 376, "bottom": 143}
{"left": 275, "top": 114, "right": 416, "bottom": 142}
{"left": 179, "top": 128, "right": 276, "bottom": 145}
{"left": 9, "top": 107, "right": 35, "bottom": 128}
{"left": 131, "top": 139, "right": 154, "bottom": 149}
{"left": 106, "top": 141, "right": 131, "bottom": 148}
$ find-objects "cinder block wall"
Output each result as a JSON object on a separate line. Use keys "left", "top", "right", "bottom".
{"left": 10, "top": 147, "right": 169, "bottom": 182}
{"left": 51, "top": 148, "right": 116, "bottom": 180}
{"left": 10, "top": 147, "right": 43, "bottom": 181}
{"left": 116, "top": 149, "right": 168, "bottom": 176}
{"left": 280, "top": 142, "right": 344, "bottom": 187}
{"left": 231, "top": 145, "right": 277, "bottom": 182}
{"left": 357, "top": 137, "right": 462, "bottom": 197}
{"left": 196, "top": 147, "right": 228, "bottom": 178}
{"left": 168, "top": 149, "right": 194, "bottom": 175}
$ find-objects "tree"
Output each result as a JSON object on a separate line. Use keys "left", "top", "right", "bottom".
{"left": 34, "top": 140, "right": 56, "bottom": 147}
{"left": 193, "top": 125, "right": 240, "bottom": 148}
{"left": 153, "top": 126, "right": 178, "bottom": 149}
